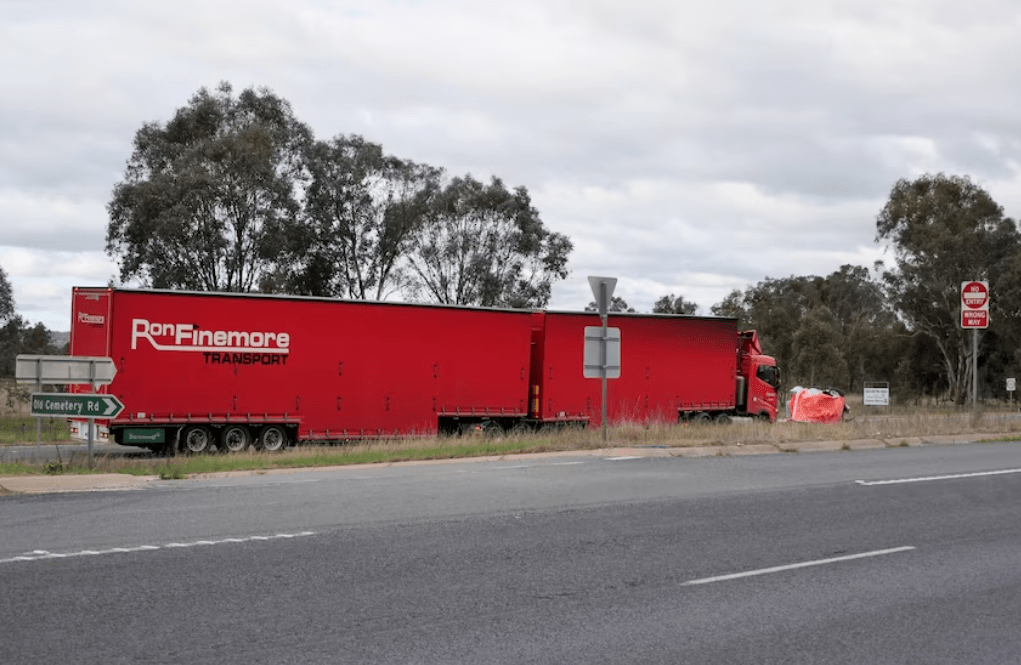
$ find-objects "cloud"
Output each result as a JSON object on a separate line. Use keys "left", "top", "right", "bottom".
{"left": 0, "top": 193, "right": 108, "bottom": 251}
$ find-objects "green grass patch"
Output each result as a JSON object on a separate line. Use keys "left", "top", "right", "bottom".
{"left": 978, "top": 434, "right": 1021, "bottom": 443}
{"left": 0, "top": 416, "right": 72, "bottom": 444}
{"left": 0, "top": 460, "right": 39, "bottom": 475}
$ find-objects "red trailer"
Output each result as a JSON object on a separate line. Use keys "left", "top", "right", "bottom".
{"left": 529, "top": 311, "right": 778, "bottom": 426}
{"left": 68, "top": 288, "right": 780, "bottom": 453}
{"left": 70, "top": 288, "right": 533, "bottom": 452}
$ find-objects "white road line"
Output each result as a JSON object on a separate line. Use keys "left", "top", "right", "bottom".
{"left": 682, "top": 546, "right": 916, "bottom": 586}
{"left": 606, "top": 456, "right": 643, "bottom": 461}
{"left": 0, "top": 531, "right": 316, "bottom": 565}
{"left": 856, "top": 468, "right": 1021, "bottom": 486}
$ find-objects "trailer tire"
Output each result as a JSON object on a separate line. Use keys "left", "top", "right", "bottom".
{"left": 689, "top": 412, "right": 712, "bottom": 424}
{"left": 480, "top": 421, "right": 505, "bottom": 438}
{"left": 460, "top": 421, "right": 504, "bottom": 438}
{"left": 220, "top": 425, "right": 251, "bottom": 453}
{"left": 714, "top": 413, "right": 733, "bottom": 425}
{"left": 182, "top": 426, "right": 214, "bottom": 454}
{"left": 510, "top": 421, "right": 533, "bottom": 436}
{"left": 257, "top": 425, "right": 288, "bottom": 452}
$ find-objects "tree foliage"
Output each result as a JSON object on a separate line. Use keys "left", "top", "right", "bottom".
{"left": 0, "top": 317, "right": 59, "bottom": 377}
{"left": 789, "top": 307, "right": 847, "bottom": 388}
{"left": 405, "top": 175, "right": 572, "bottom": 308}
{"left": 0, "top": 265, "right": 13, "bottom": 324}
{"left": 107, "top": 84, "right": 573, "bottom": 308}
{"left": 652, "top": 294, "right": 698, "bottom": 315}
{"left": 282, "top": 135, "right": 440, "bottom": 299}
{"left": 709, "top": 267, "right": 903, "bottom": 393}
{"left": 876, "top": 173, "right": 1020, "bottom": 404}
{"left": 107, "top": 82, "right": 313, "bottom": 292}
{"left": 585, "top": 296, "right": 635, "bottom": 313}
{"left": 0, "top": 263, "right": 61, "bottom": 377}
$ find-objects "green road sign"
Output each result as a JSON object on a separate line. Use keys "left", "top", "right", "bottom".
{"left": 30, "top": 393, "right": 124, "bottom": 418}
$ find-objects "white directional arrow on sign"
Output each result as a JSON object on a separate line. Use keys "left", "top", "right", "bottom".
{"left": 100, "top": 396, "right": 121, "bottom": 416}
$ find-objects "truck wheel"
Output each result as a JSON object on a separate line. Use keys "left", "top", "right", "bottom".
{"left": 257, "top": 425, "right": 288, "bottom": 452}
{"left": 714, "top": 413, "right": 733, "bottom": 425}
{"left": 689, "top": 412, "right": 711, "bottom": 424}
{"left": 220, "top": 425, "right": 251, "bottom": 453}
{"left": 182, "top": 426, "right": 213, "bottom": 454}
{"left": 480, "top": 421, "right": 505, "bottom": 437}
{"left": 510, "top": 421, "right": 533, "bottom": 436}
{"left": 460, "top": 421, "right": 504, "bottom": 437}
{"left": 469, "top": 421, "right": 504, "bottom": 437}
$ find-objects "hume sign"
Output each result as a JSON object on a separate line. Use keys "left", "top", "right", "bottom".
{"left": 961, "top": 281, "right": 989, "bottom": 329}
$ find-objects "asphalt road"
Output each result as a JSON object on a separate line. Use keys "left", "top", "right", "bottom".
{"left": 2, "top": 443, "right": 1021, "bottom": 663}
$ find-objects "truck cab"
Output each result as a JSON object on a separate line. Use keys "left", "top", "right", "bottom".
{"left": 738, "top": 331, "right": 781, "bottom": 421}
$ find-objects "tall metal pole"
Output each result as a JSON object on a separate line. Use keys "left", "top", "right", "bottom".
{"left": 35, "top": 358, "right": 41, "bottom": 448}
{"left": 88, "top": 360, "right": 96, "bottom": 469}
{"left": 601, "top": 283, "right": 608, "bottom": 443}
{"left": 973, "top": 328, "right": 979, "bottom": 408}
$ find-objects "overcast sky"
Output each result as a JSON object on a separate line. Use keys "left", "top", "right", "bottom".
{"left": 3, "top": 0, "right": 1021, "bottom": 331}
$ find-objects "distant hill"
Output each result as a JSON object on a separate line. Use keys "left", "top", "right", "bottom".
{"left": 49, "top": 331, "right": 70, "bottom": 351}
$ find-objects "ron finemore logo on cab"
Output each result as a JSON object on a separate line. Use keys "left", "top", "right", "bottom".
{"left": 131, "top": 318, "right": 291, "bottom": 366}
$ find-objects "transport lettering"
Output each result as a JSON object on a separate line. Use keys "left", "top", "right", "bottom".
{"left": 203, "top": 352, "right": 288, "bottom": 366}
{"left": 131, "top": 318, "right": 290, "bottom": 355}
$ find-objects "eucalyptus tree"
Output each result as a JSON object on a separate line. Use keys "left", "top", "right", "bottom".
{"left": 406, "top": 175, "right": 572, "bottom": 308}
{"left": 585, "top": 296, "right": 635, "bottom": 313}
{"left": 287, "top": 135, "right": 441, "bottom": 299}
{"left": 817, "top": 264, "right": 900, "bottom": 392}
{"left": 107, "top": 82, "right": 313, "bottom": 293}
{"left": 652, "top": 294, "right": 698, "bottom": 315}
{"left": 875, "top": 173, "right": 1019, "bottom": 404}
{"left": 0, "top": 264, "right": 13, "bottom": 323}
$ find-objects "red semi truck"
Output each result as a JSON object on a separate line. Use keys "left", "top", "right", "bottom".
{"left": 68, "top": 287, "right": 780, "bottom": 453}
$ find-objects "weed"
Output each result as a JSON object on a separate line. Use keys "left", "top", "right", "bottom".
{"left": 158, "top": 467, "right": 185, "bottom": 480}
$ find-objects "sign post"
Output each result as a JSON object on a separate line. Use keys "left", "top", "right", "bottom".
{"left": 16, "top": 355, "right": 119, "bottom": 468}
{"left": 587, "top": 276, "right": 619, "bottom": 443}
{"left": 1008, "top": 377, "right": 1016, "bottom": 410}
{"left": 961, "top": 282, "right": 989, "bottom": 408}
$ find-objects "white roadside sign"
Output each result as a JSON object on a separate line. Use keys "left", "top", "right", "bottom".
{"left": 16, "top": 355, "right": 117, "bottom": 385}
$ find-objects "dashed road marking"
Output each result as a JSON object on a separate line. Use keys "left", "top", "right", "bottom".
{"left": 0, "top": 531, "right": 316, "bottom": 564}
{"left": 682, "top": 546, "right": 916, "bottom": 585}
{"left": 856, "top": 468, "right": 1021, "bottom": 486}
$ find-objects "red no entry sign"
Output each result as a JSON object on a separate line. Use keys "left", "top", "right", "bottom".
{"left": 962, "top": 281, "right": 989, "bottom": 308}
{"left": 961, "top": 281, "right": 989, "bottom": 328}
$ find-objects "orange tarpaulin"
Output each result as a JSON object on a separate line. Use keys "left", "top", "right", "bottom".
{"left": 787, "top": 387, "right": 846, "bottom": 424}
